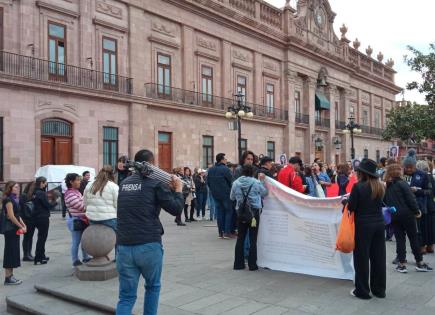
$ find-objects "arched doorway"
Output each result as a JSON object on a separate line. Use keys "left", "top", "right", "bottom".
{"left": 41, "top": 118, "right": 73, "bottom": 165}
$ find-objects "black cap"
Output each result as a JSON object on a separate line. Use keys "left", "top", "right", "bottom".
{"left": 260, "top": 156, "right": 273, "bottom": 165}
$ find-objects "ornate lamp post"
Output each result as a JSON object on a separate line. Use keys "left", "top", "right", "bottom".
{"left": 225, "top": 93, "right": 253, "bottom": 161}
{"left": 342, "top": 116, "right": 362, "bottom": 160}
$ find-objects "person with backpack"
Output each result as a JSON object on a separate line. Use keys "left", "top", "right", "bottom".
{"left": 32, "top": 177, "right": 59, "bottom": 265}
{"left": 384, "top": 163, "right": 432, "bottom": 273}
{"left": 231, "top": 164, "right": 268, "bottom": 271}
{"left": 336, "top": 164, "right": 350, "bottom": 196}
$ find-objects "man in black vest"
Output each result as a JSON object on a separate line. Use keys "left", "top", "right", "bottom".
{"left": 116, "top": 149, "right": 183, "bottom": 315}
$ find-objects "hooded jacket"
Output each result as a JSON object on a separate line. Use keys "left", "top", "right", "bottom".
{"left": 230, "top": 176, "right": 268, "bottom": 210}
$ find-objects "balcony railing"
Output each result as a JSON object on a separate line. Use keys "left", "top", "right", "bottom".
{"left": 144, "top": 83, "right": 288, "bottom": 121}
{"left": 0, "top": 50, "right": 133, "bottom": 94}
{"left": 315, "top": 117, "right": 330, "bottom": 128}
{"left": 295, "top": 112, "right": 309, "bottom": 124}
{"left": 335, "top": 120, "right": 347, "bottom": 130}
{"left": 360, "top": 125, "right": 384, "bottom": 136}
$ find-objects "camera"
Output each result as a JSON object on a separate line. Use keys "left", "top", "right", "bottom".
{"left": 124, "top": 159, "right": 153, "bottom": 177}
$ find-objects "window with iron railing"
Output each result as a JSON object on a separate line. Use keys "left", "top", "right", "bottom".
{"left": 201, "top": 66, "right": 213, "bottom": 103}
{"left": 294, "top": 91, "right": 301, "bottom": 113}
{"left": 237, "top": 75, "right": 247, "bottom": 102}
{"left": 48, "top": 22, "right": 66, "bottom": 78}
{"left": 102, "top": 37, "right": 117, "bottom": 88}
{"left": 157, "top": 53, "right": 171, "bottom": 96}
{"left": 267, "top": 141, "right": 275, "bottom": 161}
{"left": 202, "top": 136, "right": 214, "bottom": 169}
{"left": 266, "top": 84, "right": 274, "bottom": 113}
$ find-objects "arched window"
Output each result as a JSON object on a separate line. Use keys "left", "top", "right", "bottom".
{"left": 41, "top": 119, "right": 72, "bottom": 137}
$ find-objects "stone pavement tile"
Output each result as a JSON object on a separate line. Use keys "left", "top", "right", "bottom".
{"left": 416, "top": 307, "right": 435, "bottom": 315}
{"left": 158, "top": 304, "right": 197, "bottom": 315}
{"left": 196, "top": 297, "right": 248, "bottom": 315}
{"left": 252, "top": 305, "right": 289, "bottom": 315}
{"left": 178, "top": 293, "right": 232, "bottom": 312}
{"left": 160, "top": 288, "right": 216, "bottom": 308}
{"left": 426, "top": 296, "right": 435, "bottom": 307}
{"left": 223, "top": 301, "right": 270, "bottom": 315}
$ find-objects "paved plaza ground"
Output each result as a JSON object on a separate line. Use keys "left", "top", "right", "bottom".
{"left": 1, "top": 211, "right": 435, "bottom": 315}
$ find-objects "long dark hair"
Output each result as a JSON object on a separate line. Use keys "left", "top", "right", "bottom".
{"left": 24, "top": 181, "right": 36, "bottom": 200}
{"left": 357, "top": 172, "right": 384, "bottom": 200}
{"left": 36, "top": 176, "right": 47, "bottom": 189}
{"left": 3, "top": 181, "right": 17, "bottom": 197}
{"left": 239, "top": 150, "right": 255, "bottom": 166}
{"left": 91, "top": 166, "right": 114, "bottom": 196}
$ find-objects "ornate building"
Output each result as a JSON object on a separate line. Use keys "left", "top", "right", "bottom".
{"left": 0, "top": 0, "right": 401, "bottom": 181}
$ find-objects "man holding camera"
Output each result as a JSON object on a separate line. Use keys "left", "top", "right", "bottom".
{"left": 116, "top": 150, "right": 184, "bottom": 315}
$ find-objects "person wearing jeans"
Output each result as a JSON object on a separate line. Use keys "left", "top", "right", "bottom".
{"left": 116, "top": 149, "right": 184, "bottom": 315}
{"left": 214, "top": 198, "right": 234, "bottom": 238}
{"left": 64, "top": 173, "right": 91, "bottom": 267}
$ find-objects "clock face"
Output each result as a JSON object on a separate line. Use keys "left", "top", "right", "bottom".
{"left": 315, "top": 9, "right": 326, "bottom": 29}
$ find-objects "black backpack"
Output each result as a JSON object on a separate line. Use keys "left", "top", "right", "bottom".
{"left": 236, "top": 184, "right": 254, "bottom": 223}
{"left": 22, "top": 198, "right": 35, "bottom": 219}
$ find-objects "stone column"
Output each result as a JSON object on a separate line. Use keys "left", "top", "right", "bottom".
{"left": 341, "top": 88, "right": 352, "bottom": 162}
{"left": 304, "top": 77, "right": 316, "bottom": 163}
{"left": 128, "top": 103, "right": 148, "bottom": 158}
{"left": 327, "top": 84, "right": 337, "bottom": 164}
{"left": 253, "top": 52, "right": 263, "bottom": 105}
{"left": 283, "top": 69, "right": 297, "bottom": 155}
{"left": 182, "top": 26, "right": 195, "bottom": 91}
{"left": 221, "top": 40, "right": 232, "bottom": 98}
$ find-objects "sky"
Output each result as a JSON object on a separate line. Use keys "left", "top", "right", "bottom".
{"left": 265, "top": 0, "right": 434, "bottom": 104}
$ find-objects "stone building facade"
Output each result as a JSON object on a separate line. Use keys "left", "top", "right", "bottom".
{"left": 0, "top": 0, "right": 401, "bottom": 181}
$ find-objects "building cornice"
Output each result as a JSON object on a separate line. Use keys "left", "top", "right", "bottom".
{"left": 148, "top": 35, "right": 180, "bottom": 49}
{"left": 194, "top": 50, "right": 220, "bottom": 61}
{"left": 93, "top": 18, "right": 128, "bottom": 33}
{"left": 36, "top": 1, "right": 80, "bottom": 18}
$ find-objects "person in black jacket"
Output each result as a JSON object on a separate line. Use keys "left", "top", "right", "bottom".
{"left": 207, "top": 153, "right": 234, "bottom": 239}
{"left": 193, "top": 169, "right": 208, "bottom": 220}
{"left": 347, "top": 159, "right": 386, "bottom": 300}
{"left": 20, "top": 182, "right": 36, "bottom": 262}
{"left": 32, "top": 176, "right": 59, "bottom": 265}
{"left": 257, "top": 156, "right": 274, "bottom": 179}
{"left": 384, "top": 163, "right": 432, "bottom": 273}
{"left": 116, "top": 149, "right": 183, "bottom": 315}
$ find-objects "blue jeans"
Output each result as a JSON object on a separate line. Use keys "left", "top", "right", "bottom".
{"left": 66, "top": 217, "right": 90, "bottom": 264}
{"left": 208, "top": 193, "right": 216, "bottom": 220}
{"left": 215, "top": 198, "right": 233, "bottom": 235}
{"left": 116, "top": 242, "right": 163, "bottom": 315}
{"left": 196, "top": 191, "right": 208, "bottom": 217}
{"left": 90, "top": 219, "right": 117, "bottom": 258}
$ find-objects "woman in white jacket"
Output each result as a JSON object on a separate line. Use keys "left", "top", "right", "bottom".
{"left": 84, "top": 165, "right": 119, "bottom": 232}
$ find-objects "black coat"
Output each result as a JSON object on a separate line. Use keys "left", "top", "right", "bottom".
{"left": 384, "top": 179, "right": 419, "bottom": 219}
{"left": 32, "top": 188, "right": 58, "bottom": 219}
{"left": 117, "top": 173, "right": 184, "bottom": 245}
{"left": 207, "top": 163, "right": 233, "bottom": 201}
{"left": 193, "top": 174, "right": 207, "bottom": 193}
{"left": 257, "top": 166, "right": 273, "bottom": 178}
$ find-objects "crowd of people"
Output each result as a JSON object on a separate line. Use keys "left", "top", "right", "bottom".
{"left": 1, "top": 147, "right": 434, "bottom": 313}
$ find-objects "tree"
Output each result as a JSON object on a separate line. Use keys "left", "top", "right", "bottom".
{"left": 404, "top": 43, "right": 435, "bottom": 106}
{"left": 382, "top": 102, "right": 435, "bottom": 143}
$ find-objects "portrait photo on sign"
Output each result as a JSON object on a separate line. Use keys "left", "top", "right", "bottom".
{"left": 279, "top": 153, "right": 287, "bottom": 165}
{"left": 389, "top": 145, "right": 399, "bottom": 159}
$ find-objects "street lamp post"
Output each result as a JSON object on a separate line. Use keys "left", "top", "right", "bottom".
{"left": 225, "top": 93, "right": 253, "bottom": 162}
{"left": 342, "top": 116, "right": 362, "bottom": 160}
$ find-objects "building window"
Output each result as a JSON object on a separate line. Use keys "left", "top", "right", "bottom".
{"left": 103, "top": 127, "right": 118, "bottom": 168}
{"left": 350, "top": 106, "right": 355, "bottom": 116}
{"left": 374, "top": 110, "right": 381, "bottom": 128}
{"left": 157, "top": 53, "right": 171, "bottom": 96}
{"left": 362, "top": 109, "right": 369, "bottom": 126}
{"left": 0, "top": 7, "right": 3, "bottom": 56}
{"left": 376, "top": 150, "right": 380, "bottom": 163}
{"left": 240, "top": 139, "right": 248, "bottom": 154}
{"left": 237, "top": 75, "right": 247, "bottom": 102}
{"left": 364, "top": 149, "right": 369, "bottom": 159}
{"left": 0, "top": 117, "right": 3, "bottom": 181}
{"left": 201, "top": 66, "right": 213, "bottom": 103}
{"left": 102, "top": 37, "right": 117, "bottom": 87}
{"left": 42, "top": 119, "right": 72, "bottom": 137}
{"left": 335, "top": 101, "right": 339, "bottom": 121}
{"left": 267, "top": 141, "right": 275, "bottom": 161}
{"left": 202, "top": 136, "right": 214, "bottom": 169}
{"left": 294, "top": 91, "right": 301, "bottom": 113}
{"left": 266, "top": 84, "right": 274, "bottom": 113}
{"left": 315, "top": 110, "right": 321, "bottom": 122}
{"left": 48, "top": 22, "right": 66, "bottom": 77}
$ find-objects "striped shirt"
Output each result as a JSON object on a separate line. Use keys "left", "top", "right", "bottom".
{"left": 64, "top": 188, "right": 85, "bottom": 217}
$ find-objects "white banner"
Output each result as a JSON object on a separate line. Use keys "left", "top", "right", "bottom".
{"left": 257, "top": 178, "right": 354, "bottom": 280}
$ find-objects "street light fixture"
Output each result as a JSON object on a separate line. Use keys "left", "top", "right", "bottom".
{"left": 225, "top": 93, "right": 253, "bottom": 162}
{"left": 333, "top": 137, "right": 342, "bottom": 150}
{"left": 342, "top": 115, "right": 361, "bottom": 160}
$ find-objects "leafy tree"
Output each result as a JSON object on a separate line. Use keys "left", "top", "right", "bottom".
{"left": 383, "top": 102, "right": 434, "bottom": 143}
{"left": 405, "top": 43, "right": 435, "bottom": 106}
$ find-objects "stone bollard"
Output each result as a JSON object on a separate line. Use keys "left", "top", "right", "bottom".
{"left": 75, "top": 224, "right": 118, "bottom": 281}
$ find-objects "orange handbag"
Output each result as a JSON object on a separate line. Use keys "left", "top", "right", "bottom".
{"left": 336, "top": 205, "right": 355, "bottom": 253}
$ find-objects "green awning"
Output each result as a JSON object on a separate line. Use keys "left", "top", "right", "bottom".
{"left": 315, "top": 93, "right": 330, "bottom": 110}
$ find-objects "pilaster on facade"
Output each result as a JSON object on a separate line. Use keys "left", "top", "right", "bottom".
{"left": 305, "top": 77, "right": 317, "bottom": 162}
{"left": 327, "top": 84, "right": 338, "bottom": 163}
{"left": 221, "top": 40, "right": 232, "bottom": 99}
{"left": 253, "top": 51, "right": 263, "bottom": 105}
{"left": 182, "top": 25, "right": 195, "bottom": 91}
{"left": 283, "top": 68, "right": 297, "bottom": 155}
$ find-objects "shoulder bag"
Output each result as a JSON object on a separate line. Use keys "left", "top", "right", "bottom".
{"left": 236, "top": 184, "right": 254, "bottom": 224}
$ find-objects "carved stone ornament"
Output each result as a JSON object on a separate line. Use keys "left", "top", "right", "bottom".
{"left": 340, "top": 24, "right": 348, "bottom": 38}
{"left": 366, "top": 45, "right": 373, "bottom": 57}
{"left": 377, "top": 52, "right": 384, "bottom": 62}
{"left": 385, "top": 58, "right": 395, "bottom": 68}
{"left": 196, "top": 37, "right": 216, "bottom": 51}
{"left": 264, "top": 61, "right": 277, "bottom": 72}
{"left": 233, "top": 49, "right": 249, "bottom": 62}
{"left": 353, "top": 38, "right": 360, "bottom": 50}
{"left": 96, "top": 1, "right": 123, "bottom": 19}
{"left": 152, "top": 21, "right": 175, "bottom": 38}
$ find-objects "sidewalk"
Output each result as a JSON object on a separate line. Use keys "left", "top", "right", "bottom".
{"left": 1, "top": 212, "right": 435, "bottom": 314}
